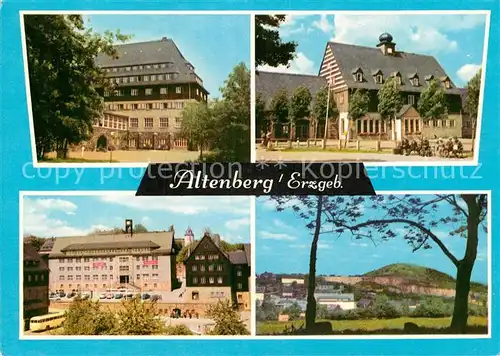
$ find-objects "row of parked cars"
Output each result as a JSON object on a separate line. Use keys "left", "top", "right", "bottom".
{"left": 49, "top": 290, "right": 161, "bottom": 302}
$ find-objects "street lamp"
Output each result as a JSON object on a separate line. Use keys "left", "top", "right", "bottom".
{"left": 110, "top": 131, "right": 115, "bottom": 162}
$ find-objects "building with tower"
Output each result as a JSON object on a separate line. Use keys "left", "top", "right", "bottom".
{"left": 76, "top": 37, "right": 209, "bottom": 152}
{"left": 256, "top": 33, "right": 466, "bottom": 142}
{"left": 38, "top": 220, "right": 179, "bottom": 295}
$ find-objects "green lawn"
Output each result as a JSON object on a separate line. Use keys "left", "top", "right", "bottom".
{"left": 40, "top": 157, "right": 118, "bottom": 163}
{"left": 257, "top": 316, "right": 488, "bottom": 335}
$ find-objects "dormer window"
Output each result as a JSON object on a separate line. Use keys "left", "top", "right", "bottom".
{"left": 444, "top": 80, "right": 451, "bottom": 89}
{"left": 396, "top": 76, "right": 402, "bottom": 85}
{"left": 352, "top": 67, "right": 363, "bottom": 82}
{"left": 411, "top": 77, "right": 419, "bottom": 86}
{"left": 356, "top": 73, "right": 363, "bottom": 82}
{"left": 375, "top": 74, "right": 383, "bottom": 84}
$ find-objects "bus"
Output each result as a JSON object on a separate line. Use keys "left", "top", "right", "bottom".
{"left": 29, "top": 311, "right": 65, "bottom": 332}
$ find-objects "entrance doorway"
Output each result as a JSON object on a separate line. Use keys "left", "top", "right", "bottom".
{"left": 295, "top": 120, "right": 310, "bottom": 140}
{"left": 96, "top": 135, "right": 108, "bottom": 151}
{"left": 120, "top": 275, "right": 129, "bottom": 284}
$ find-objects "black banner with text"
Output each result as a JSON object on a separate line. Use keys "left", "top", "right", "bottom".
{"left": 136, "top": 163, "right": 375, "bottom": 196}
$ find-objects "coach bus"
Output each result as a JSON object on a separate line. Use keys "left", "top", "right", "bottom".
{"left": 29, "top": 311, "right": 65, "bottom": 332}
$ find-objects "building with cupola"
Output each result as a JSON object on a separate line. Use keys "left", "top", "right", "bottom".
{"left": 80, "top": 37, "right": 209, "bottom": 151}
{"left": 256, "top": 33, "right": 467, "bottom": 141}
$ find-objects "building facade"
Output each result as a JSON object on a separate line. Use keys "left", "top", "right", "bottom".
{"left": 257, "top": 33, "right": 468, "bottom": 142}
{"left": 78, "top": 37, "right": 209, "bottom": 151}
{"left": 184, "top": 232, "right": 251, "bottom": 310}
{"left": 39, "top": 222, "right": 178, "bottom": 295}
{"left": 23, "top": 243, "right": 49, "bottom": 330}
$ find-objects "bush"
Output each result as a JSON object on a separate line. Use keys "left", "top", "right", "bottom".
{"left": 411, "top": 298, "right": 452, "bottom": 318}
{"left": 205, "top": 299, "right": 249, "bottom": 335}
{"left": 164, "top": 325, "right": 193, "bottom": 335}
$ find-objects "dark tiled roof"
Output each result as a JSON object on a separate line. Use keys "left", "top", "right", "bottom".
{"left": 327, "top": 42, "right": 463, "bottom": 95}
{"left": 228, "top": 250, "right": 248, "bottom": 265}
{"left": 61, "top": 240, "right": 160, "bottom": 251}
{"left": 243, "top": 243, "right": 251, "bottom": 267}
{"left": 49, "top": 231, "right": 174, "bottom": 257}
{"left": 95, "top": 39, "right": 207, "bottom": 92}
{"left": 256, "top": 71, "right": 327, "bottom": 108}
{"left": 24, "top": 243, "right": 49, "bottom": 269}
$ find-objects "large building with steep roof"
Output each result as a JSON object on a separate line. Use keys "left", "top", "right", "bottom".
{"left": 257, "top": 33, "right": 467, "bottom": 141}
{"left": 184, "top": 232, "right": 251, "bottom": 310}
{"left": 80, "top": 37, "right": 209, "bottom": 151}
{"left": 39, "top": 221, "right": 179, "bottom": 295}
{"left": 23, "top": 243, "right": 49, "bottom": 330}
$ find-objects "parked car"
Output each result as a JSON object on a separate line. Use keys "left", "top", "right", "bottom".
{"left": 114, "top": 293, "right": 123, "bottom": 299}
{"left": 125, "top": 292, "right": 134, "bottom": 299}
{"left": 141, "top": 293, "right": 151, "bottom": 300}
{"left": 99, "top": 293, "right": 107, "bottom": 299}
{"left": 58, "top": 292, "right": 66, "bottom": 298}
{"left": 106, "top": 293, "right": 114, "bottom": 299}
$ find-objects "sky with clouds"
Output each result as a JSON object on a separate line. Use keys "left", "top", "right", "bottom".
{"left": 23, "top": 194, "right": 250, "bottom": 243}
{"left": 258, "top": 13, "right": 487, "bottom": 87}
{"left": 256, "top": 195, "right": 488, "bottom": 284}
{"left": 84, "top": 14, "right": 250, "bottom": 98}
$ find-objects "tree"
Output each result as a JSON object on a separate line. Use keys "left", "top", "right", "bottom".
{"left": 377, "top": 76, "right": 403, "bottom": 141}
{"left": 209, "top": 63, "right": 250, "bottom": 162}
{"left": 269, "top": 87, "right": 290, "bottom": 138}
{"left": 464, "top": 69, "right": 481, "bottom": 148}
{"left": 164, "top": 325, "right": 192, "bottom": 335}
{"left": 24, "top": 15, "right": 130, "bottom": 159}
{"left": 312, "top": 86, "right": 338, "bottom": 143}
{"left": 255, "top": 15, "right": 297, "bottom": 68}
{"left": 205, "top": 299, "right": 250, "bottom": 335}
{"left": 417, "top": 78, "right": 448, "bottom": 130}
{"left": 283, "top": 302, "right": 302, "bottom": 321}
{"left": 24, "top": 235, "right": 48, "bottom": 251}
{"left": 322, "top": 194, "right": 487, "bottom": 333}
{"left": 316, "top": 304, "right": 330, "bottom": 320}
{"left": 272, "top": 194, "right": 487, "bottom": 334}
{"left": 257, "top": 297, "right": 279, "bottom": 321}
{"left": 63, "top": 298, "right": 116, "bottom": 335}
{"left": 288, "top": 86, "right": 312, "bottom": 143}
{"left": 176, "top": 240, "right": 244, "bottom": 263}
{"left": 180, "top": 102, "right": 213, "bottom": 159}
{"left": 255, "top": 93, "right": 269, "bottom": 139}
{"left": 113, "top": 297, "right": 165, "bottom": 335}
{"left": 272, "top": 196, "right": 326, "bottom": 332}
{"left": 133, "top": 224, "right": 148, "bottom": 233}
{"left": 347, "top": 89, "right": 370, "bottom": 147}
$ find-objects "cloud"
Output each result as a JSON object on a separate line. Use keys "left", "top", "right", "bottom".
{"left": 100, "top": 194, "right": 250, "bottom": 216}
{"left": 350, "top": 241, "right": 368, "bottom": 248}
{"left": 457, "top": 64, "right": 481, "bottom": 83}
{"left": 219, "top": 234, "right": 246, "bottom": 243}
{"left": 258, "top": 52, "right": 316, "bottom": 75}
{"left": 225, "top": 217, "right": 250, "bottom": 231}
{"left": 273, "top": 219, "right": 289, "bottom": 229}
{"left": 290, "top": 243, "right": 331, "bottom": 250}
{"left": 28, "top": 198, "right": 78, "bottom": 215}
{"left": 23, "top": 198, "right": 112, "bottom": 237}
{"left": 141, "top": 216, "right": 151, "bottom": 225}
{"left": 259, "top": 231, "right": 296, "bottom": 241}
{"left": 331, "top": 14, "right": 485, "bottom": 55}
{"left": 312, "top": 14, "right": 334, "bottom": 34}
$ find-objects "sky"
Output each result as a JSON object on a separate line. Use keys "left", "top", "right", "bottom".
{"left": 84, "top": 15, "right": 251, "bottom": 98}
{"left": 23, "top": 194, "right": 250, "bottom": 244}
{"left": 256, "top": 195, "right": 488, "bottom": 284}
{"left": 258, "top": 13, "right": 487, "bottom": 87}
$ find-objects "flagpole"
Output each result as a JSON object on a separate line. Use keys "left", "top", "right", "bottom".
{"left": 322, "top": 74, "right": 332, "bottom": 150}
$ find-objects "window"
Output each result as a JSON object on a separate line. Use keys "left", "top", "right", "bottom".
{"left": 84, "top": 266, "right": 90, "bottom": 271}
{"left": 102, "top": 275, "right": 107, "bottom": 280}
{"left": 119, "top": 266, "right": 129, "bottom": 271}
{"left": 59, "top": 275, "right": 64, "bottom": 281}
{"left": 217, "top": 264, "right": 223, "bottom": 271}
{"left": 209, "top": 277, "right": 214, "bottom": 284}
{"left": 375, "top": 74, "right": 383, "bottom": 84}
{"left": 423, "top": 120, "right": 430, "bottom": 128}
{"left": 441, "top": 119, "right": 447, "bottom": 127}
{"left": 237, "top": 283, "right": 243, "bottom": 290}
{"left": 449, "top": 119, "right": 455, "bottom": 127}
{"left": 356, "top": 73, "right": 363, "bottom": 82}
{"left": 145, "top": 88, "right": 153, "bottom": 95}
{"left": 119, "top": 257, "right": 129, "bottom": 262}
{"left": 444, "top": 80, "right": 451, "bottom": 89}
{"left": 144, "top": 118, "right": 153, "bottom": 128}
{"left": 201, "top": 277, "right": 206, "bottom": 284}
{"left": 136, "top": 274, "right": 140, "bottom": 280}
{"left": 412, "top": 78, "right": 419, "bottom": 86}
{"left": 84, "top": 275, "right": 90, "bottom": 280}
{"left": 115, "top": 90, "right": 124, "bottom": 97}
{"left": 160, "top": 87, "right": 167, "bottom": 95}
{"left": 176, "top": 86, "right": 182, "bottom": 94}
{"left": 200, "top": 265, "right": 205, "bottom": 272}
{"left": 152, "top": 265, "right": 158, "bottom": 270}
{"left": 151, "top": 75, "right": 157, "bottom": 81}
{"left": 147, "top": 103, "right": 153, "bottom": 110}
{"left": 159, "top": 117, "right": 168, "bottom": 128}
{"left": 208, "top": 265, "right": 214, "bottom": 272}
{"left": 192, "top": 291, "right": 199, "bottom": 300}
{"left": 175, "top": 102, "right": 184, "bottom": 109}
{"left": 143, "top": 75, "right": 149, "bottom": 82}
{"left": 131, "top": 89, "right": 139, "bottom": 96}
{"left": 152, "top": 273, "right": 158, "bottom": 279}
{"left": 408, "top": 95, "right": 415, "bottom": 106}
{"left": 59, "top": 259, "right": 64, "bottom": 263}
{"left": 192, "top": 277, "right": 198, "bottom": 284}
{"left": 217, "top": 277, "right": 223, "bottom": 284}
{"left": 237, "top": 270, "right": 243, "bottom": 277}
{"left": 59, "top": 267, "right": 64, "bottom": 272}
{"left": 143, "top": 274, "right": 149, "bottom": 280}
{"left": 104, "top": 90, "right": 110, "bottom": 97}
{"left": 84, "top": 258, "right": 89, "bottom": 262}
{"left": 395, "top": 76, "right": 402, "bottom": 85}
{"left": 93, "top": 275, "right": 98, "bottom": 280}
{"left": 130, "top": 118, "right": 138, "bottom": 128}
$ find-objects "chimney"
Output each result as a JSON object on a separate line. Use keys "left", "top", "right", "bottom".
{"left": 125, "top": 219, "right": 133, "bottom": 236}
{"left": 213, "top": 234, "right": 221, "bottom": 247}
{"left": 376, "top": 32, "right": 396, "bottom": 56}
{"left": 161, "top": 37, "right": 168, "bottom": 41}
